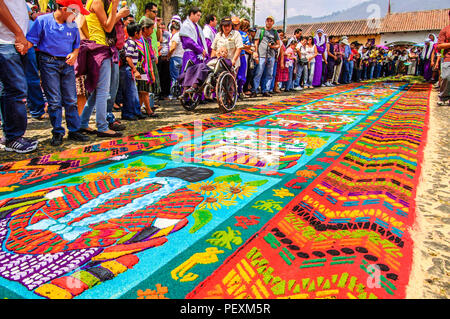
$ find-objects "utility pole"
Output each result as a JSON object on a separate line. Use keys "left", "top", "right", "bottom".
{"left": 252, "top": 0, "right": 256, "bottom": 27}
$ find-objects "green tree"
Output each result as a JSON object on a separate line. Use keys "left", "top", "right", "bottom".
{"left": 180, "top": 0, "right": 250, "bottom": 25}
{"left": 128, "top": 0, "right": 179, "bottom": 23}
{"left": 129, "top": 0, "right": 250, "bottom": 25}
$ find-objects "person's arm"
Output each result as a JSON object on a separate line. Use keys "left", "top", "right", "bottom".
{"left": 126, "top": 56, "right": 140, "bottom": 78}
{"left": 253, "top": 38, "right": 260, "bottom": 63}
{"left": 25, "top": 14, "right": 42, "bottom": 49}
{"left": 311, "top": 45, "right": 318, "bottom": 59}
{"left": 279, "top": 45, "right": 285, "bottom": 68}
{"left": 431, "top": 48, "right": 436, "bottom": 67}
{"left": 91, "top": 0, "right": 118, "bottom": 33}
{"left": 77, "top": 15, "right": 89, "bottom": 40}
{"left": 232, "top": 48, "right": 242, "bottom": 67}
{"left": 168, "top": 38, "right": 177, "bottom": 58}
{"left": 436, "top": 29, "right": 450, "bottom": 51}
{"left": 156, "top": 19, "right": 162, "bottom": 42}
{"left": 180, "top": 36, "right": 205, "bottom": 56}
{"left": 0, "top": 0, "right": 28, "bottom": 54}
{"left": 436, "top": 43, "right": 450, "bottom": 50}
{"left": 66, "top": 48, "right": 79, "bottom": 66}
{"left": 327, "top": 43, "right": 336, "bottom": 60}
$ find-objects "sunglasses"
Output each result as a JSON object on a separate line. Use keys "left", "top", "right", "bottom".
{"left": 151, "top": 10, "right": 158, "bottom": 14}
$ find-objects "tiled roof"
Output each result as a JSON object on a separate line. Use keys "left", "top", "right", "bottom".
{"left": 380, "top": 9, "right": 449, "bottom": 33}
{"left": 282, "top": 19, "right": 380, "bottom": 37}
{"left": 280, "top": 9, "right": 450, "bottom": 37}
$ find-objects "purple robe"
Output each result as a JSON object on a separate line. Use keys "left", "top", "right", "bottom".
{"left": 313, "top": 39, "right": 326, "bottom": 86}
{"left": 423, "top": 43, "right": 435, "bottom": 81}
{"left": 204, "top": 25, "right": 217, "bottom": 56}
{"left": 180, "top": 23, "right": 205, "bottom": 72}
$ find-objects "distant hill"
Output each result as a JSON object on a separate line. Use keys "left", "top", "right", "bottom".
{"left": 278, "top": 0, "right": 450, "bottom": 25}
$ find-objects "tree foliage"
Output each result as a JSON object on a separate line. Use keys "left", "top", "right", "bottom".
{"left": 128, "top": 0, "right": 250, "bottom": 25}
{"left": 180, "top": 0, "right": 250, "bottom": 24}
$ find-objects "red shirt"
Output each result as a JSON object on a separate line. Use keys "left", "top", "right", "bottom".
{"left": 438, "top": 24, "right": 450, "bottom": 62}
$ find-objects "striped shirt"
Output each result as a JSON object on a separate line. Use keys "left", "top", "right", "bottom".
{"left": 239, "top": 30, "right": 250, "bottom": 56}
{"left": 124, "top": 39, "right": 140, "bottom": 66}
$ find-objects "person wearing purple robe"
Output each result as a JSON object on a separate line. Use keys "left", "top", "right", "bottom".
{"left": 422, "top": 33, "right": 437, "bottom": 82}
{"left": 179, "top": 7, "right": 209, "bottom": 72}
{"left": 312, "top": 29, "right": 327, "bottom": 87}
{"left": 203, "top": 14, "right": 218, "bottom": 56}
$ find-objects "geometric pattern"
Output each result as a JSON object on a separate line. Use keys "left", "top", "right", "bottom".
{"left": 0, "top": 79, "right": 430, "bottom": 299}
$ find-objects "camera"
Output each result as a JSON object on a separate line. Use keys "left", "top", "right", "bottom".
{"left": 269, "top": 41, "right": 275, "bottom": 46}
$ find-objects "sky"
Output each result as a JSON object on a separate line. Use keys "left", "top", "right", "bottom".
{"left": 244, "top": 0, "right": 371, "bottom": 25}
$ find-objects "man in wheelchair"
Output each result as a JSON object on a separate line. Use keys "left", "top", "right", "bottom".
{"left": 180, "top": 47, "right": 232, "bottom": 98}
{"left": 177, "top": 16, "right": 243, "bottom": 112}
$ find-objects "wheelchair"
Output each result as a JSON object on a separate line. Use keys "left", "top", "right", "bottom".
{"left": 179, "top": 57, "right": 238, "bottom": 113}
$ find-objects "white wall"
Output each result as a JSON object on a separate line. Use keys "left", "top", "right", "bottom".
{"left": 380, "top": 30, "right": 441, "bottom": 45}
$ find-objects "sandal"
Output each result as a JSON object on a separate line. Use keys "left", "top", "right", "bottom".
{"left": 35, "top": 113, "right": 49, "bottom": 120}
{"left": 79, "top": 128, "right": 98, "bottom": 135}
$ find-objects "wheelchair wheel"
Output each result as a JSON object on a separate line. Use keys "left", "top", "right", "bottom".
{"left": 171, "top": 81, "right": 182, "bottom": 99}
{"left": 216, "top": 71, "right": 237, "bottom": 113}
{"left": 180, "top": 91, "right": 200, "bottom": 111}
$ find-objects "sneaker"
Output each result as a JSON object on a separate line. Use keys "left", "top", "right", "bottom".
{"left": 293, "top": 86, "right": 303, "bottom": 91}
{"left": 437, "top": 100, "right": 449, "bottom": 106}
{"left": 50, "top": 133, "right": 64, "bottom": 147}
{"left": 136, "top": 113, "right": 147, "bottom": 120}
{"left": 68, "top": 131, "right": 90, "bottom": 142}
{"left": 4, "top": 137, "right": 38, "bottom": 154}
{"left": 109, "top": 121, "right": 126, "bottom": 131}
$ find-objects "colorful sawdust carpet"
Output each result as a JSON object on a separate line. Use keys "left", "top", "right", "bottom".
{"left": 0, "top": 80, "right": 430, "bottom": 299}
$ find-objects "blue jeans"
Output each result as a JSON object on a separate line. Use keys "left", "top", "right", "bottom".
{"left": 369, "top": 63, "right": 375, "bottom": 79}
{"left": 0, "top": 44, "right": 28, "bottom": 141}
{"left": 348, "top": 60, "right": 354, "bottom": 83}
{"left": 283, "top": 65, "right": 294, "bottom": 90}
{"left": 26, "top": 47, "right": 46, "bottom": 118}
{"left": 341, "top": 59, "right": 350, "bottom": 84}
{"left": 106, "top": 62, "right": 119, "bottom": 125}
{"left": 374, "top": 62, "right": 382, "bottom": 78}
{"left": 294, "top": 63, "right": 307, "bottom": 88}
{"left": 169, "top": 56, "right": 183, "bottom": 88}
{"left": 38, "top": 53, "right": 80, "bottom": 135}
{"left": 306, "top": 61, "right": 315, "bottom": 86}
{"left": 80, "top": 58, "right": 111, "bottom": 133}
{"left": 252, "top": 57, "right": 275, "bottom": 94}
{"left": 269, "top": 60, "right": 277, "bottom": 92}
{"left": 119, "top": 66, "right": 141, "bottom": 118}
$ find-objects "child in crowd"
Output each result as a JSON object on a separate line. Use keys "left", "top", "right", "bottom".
{"left": 25, "top": 0, "right": 90, "bottom": 147}
{"left": 283, "top": 40, "right": 297, "bottom": 91}
{"left": 120, "top": 22, "right": 147, "bottom": 120}
{"left": 136, "top": 18, "right": 158, "bottom": 118}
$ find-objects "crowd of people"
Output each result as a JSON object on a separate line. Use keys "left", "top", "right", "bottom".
{"left": 0, "top": 0, "right": 449, "bottom": 154}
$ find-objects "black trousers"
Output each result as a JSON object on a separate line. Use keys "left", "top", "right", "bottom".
{"left": 157, "top": 57, "right": 171, "bottom": 97}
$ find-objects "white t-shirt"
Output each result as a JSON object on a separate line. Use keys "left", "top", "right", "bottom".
{"left": 170, "top": 32, "right": 184, "bottom": 58}
{"left": 305, "top": 44, "right": 316, "bottom": 60}
{"left": 0, "top": 0, "right": 29, "bottom": 44}
{"left": 296, "top": 43, "right": 308, "bottom": 60}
